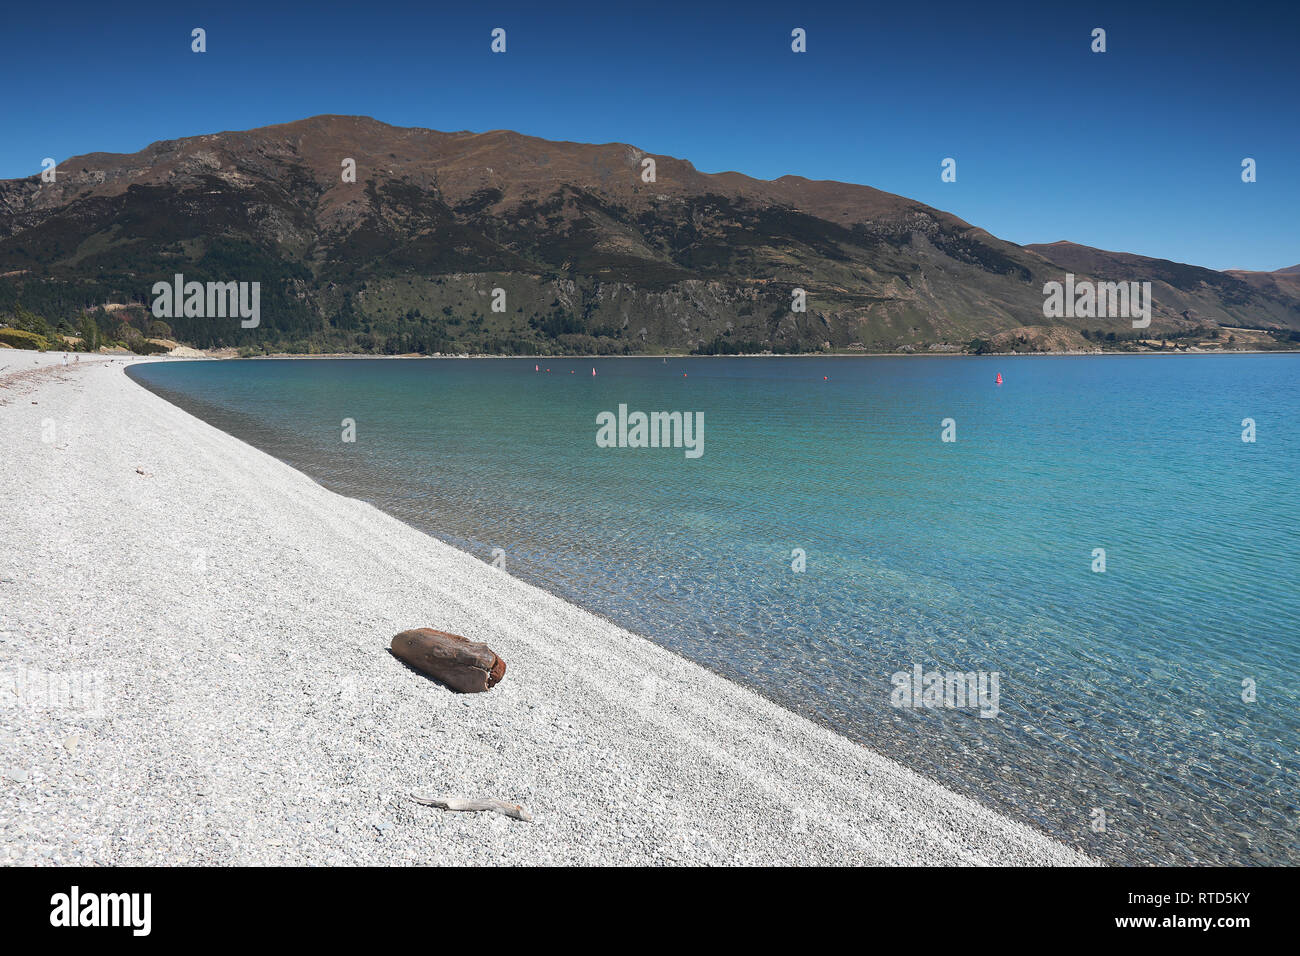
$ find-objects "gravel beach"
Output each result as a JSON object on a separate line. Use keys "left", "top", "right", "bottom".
{"left": 0, "top": 354, "right": 1093, "bottom": 865}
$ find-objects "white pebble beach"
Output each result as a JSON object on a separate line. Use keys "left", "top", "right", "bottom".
{"left": 0, "top": 353, "right": 1093, "bottom": 865}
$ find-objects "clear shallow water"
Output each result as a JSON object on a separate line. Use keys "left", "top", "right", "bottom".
{"left": 128, "top": 355, "right": 1300, "bottom": 864}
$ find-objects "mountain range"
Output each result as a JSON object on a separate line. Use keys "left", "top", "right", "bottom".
{"left": 2, "top": 115, "right": 1297, "bottom": 355}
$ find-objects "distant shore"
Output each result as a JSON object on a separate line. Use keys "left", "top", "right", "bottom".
{"left": 181, "top": 347, "right": 1300, "bottom": 360}
{"left": 8, "top": 343, "right": 1298, "bottom": 363}
{"left": 0, "top": 352, "right": 1093, "bottom": 865}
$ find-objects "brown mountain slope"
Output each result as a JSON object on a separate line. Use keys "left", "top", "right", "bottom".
{"left": 1, "top": 116, "right": 1295, "bottom": 354}
{"left": 1025, "top": 241, "right": 1300, "bottom": 331}
{"left": 1222, "top": 263, "right": 1300, "bottom": 302}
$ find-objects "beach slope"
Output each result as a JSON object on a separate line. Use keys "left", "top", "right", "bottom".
{"left": 0, "top": 355, "right": 1091, "bottom": 865}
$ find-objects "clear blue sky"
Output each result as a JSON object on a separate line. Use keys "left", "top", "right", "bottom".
{"left": 2, "top": 0, "right": 1294, "bottom": 271}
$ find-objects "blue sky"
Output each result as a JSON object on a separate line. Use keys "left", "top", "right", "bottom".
{"left": 1, "top": 0, "right": 1294, "bottom": 271}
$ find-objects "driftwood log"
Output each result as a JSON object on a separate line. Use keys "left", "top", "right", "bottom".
{"left": 410, "top": 794, "right": 534, "bottom": 822}
{"left": 390, "top": 628, "right": 506, "bottom": 693}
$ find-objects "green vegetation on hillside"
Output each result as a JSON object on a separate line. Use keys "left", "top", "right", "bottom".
{"left": 0, "top": 300, "right": 169, "bottom": 354}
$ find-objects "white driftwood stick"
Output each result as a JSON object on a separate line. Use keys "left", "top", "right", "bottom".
{"left": 410, "top": 793, "right": 534, "bottom": 822}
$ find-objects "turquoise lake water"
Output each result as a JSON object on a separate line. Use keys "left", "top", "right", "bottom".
{"left": 128, "top": 355, "right": 1300, "bottom": 864}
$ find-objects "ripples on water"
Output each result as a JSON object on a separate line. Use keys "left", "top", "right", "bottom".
{"left": 129, "top": 355, "right": 1300, "bottom": 864}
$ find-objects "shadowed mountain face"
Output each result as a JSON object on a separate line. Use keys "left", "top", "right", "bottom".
{"left": 1, "top": 115, "right": 1296, "bottom": 354}
{"left": 1221, "top": 262, "right": 1300, "bottom": 305}
{"left": 1026, "top": 242, "right": 1300, "bottom": 331}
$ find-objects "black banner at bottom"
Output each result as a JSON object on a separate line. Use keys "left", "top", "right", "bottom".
{"left": 0, "top": 865, "right": 1282, "bottom": 943}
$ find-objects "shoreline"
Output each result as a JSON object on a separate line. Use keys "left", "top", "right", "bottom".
{"left": 9, "top": 346, "right": 1297, "bottom": 363}
{"left": 234, "top": 347, "right": 1300, "bottom": 360}
{"left": 1, "top": 353, "right": 1092, "bottom": 865}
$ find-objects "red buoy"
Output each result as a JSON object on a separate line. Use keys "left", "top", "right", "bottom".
{"left": 996, "top": 373, "right": 1003, "bottom": 385}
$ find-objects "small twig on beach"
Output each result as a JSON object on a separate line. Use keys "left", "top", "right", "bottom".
{"left": 410, "top": 794, "right": 534, "bottom": 822}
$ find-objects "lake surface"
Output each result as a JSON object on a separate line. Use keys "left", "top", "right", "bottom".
{"left": 128, "top": 354, "right": 1300, "bottom": 864}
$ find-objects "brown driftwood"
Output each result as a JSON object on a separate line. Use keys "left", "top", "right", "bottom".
{"left": 390, "top": 628, "right": 506, "bottom": 693}
{"left": 410, "top": 794, "right": 534, "bottom": 822}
